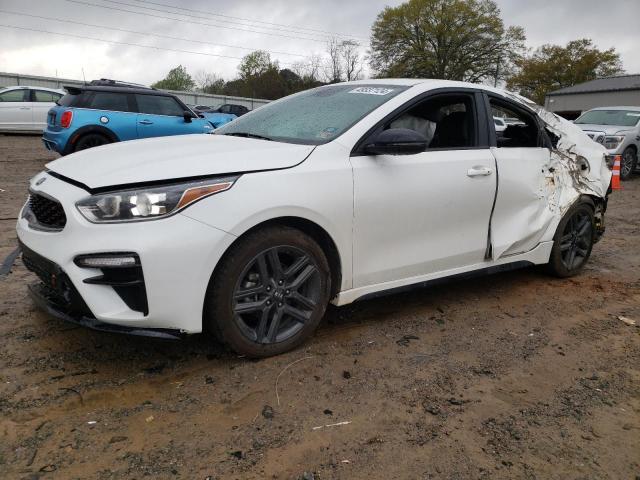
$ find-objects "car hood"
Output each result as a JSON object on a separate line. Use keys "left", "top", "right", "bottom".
{"left": 575, "top": 124, "right": 634, "bottom": 136}
{"left": 46, "top": 134, "right": 315, "bottom": 190}
{"left": 200, "top": 112, "right": 237, "bottom": 127}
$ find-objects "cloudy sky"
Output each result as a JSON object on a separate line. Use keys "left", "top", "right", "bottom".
{"left": 0, "top": 0, "right": 638, "bottom": 86}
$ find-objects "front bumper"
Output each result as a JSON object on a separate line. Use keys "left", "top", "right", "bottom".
{"left": 17, "top": 172, "right": 237, "bottom": 334}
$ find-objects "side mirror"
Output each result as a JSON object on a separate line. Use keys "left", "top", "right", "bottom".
{"left": 363, "top": 128, "right": 428, "bottom": 156}
{"left": 183, "top": 110, "right": 195, "bottom": 123}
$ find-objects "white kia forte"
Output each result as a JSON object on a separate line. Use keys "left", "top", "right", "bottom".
{"left": 17, "top": 80, "right": 612, "bottom": 357}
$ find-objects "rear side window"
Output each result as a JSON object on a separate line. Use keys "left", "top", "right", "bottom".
{"left": 0, "top": 89, "right": 28, "bottom": 102}
{"left": 33, "top": 90, "right": 62, "bottom": 102}
{"left": 135, "top": 95, "right": 184, "bottom": 116}
{"left": 88, "top": 92, "right": 131, "bottom": 112}
{"left": 57, "top": 93, "right": 77, "bottom": 107}
{"left": 490, "top": 98, "right": 540, "bottom": 148}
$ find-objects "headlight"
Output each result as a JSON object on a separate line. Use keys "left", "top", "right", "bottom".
{"left": 76, "top": 176, "right": 238, "bottom": 223}
{"left": 604, "top": 135, "right": 624, "bottom": 150}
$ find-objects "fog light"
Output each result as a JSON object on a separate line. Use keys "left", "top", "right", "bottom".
{"left": 74, "top": 253, "right": 139, "bottom": 269}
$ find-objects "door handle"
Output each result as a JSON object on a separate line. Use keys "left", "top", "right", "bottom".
{"left": 139, "top": 119, "right": 153, "bottom": 125}
{"left": 467, "top": 166, "right": 493, "bottom": 177}
{"left": 20, "top": 107, "right": 31, "bottom": 110}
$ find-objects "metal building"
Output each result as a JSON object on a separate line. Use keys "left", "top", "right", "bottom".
{"left": 544, "top": 74, "right": 640, "bottom": 120}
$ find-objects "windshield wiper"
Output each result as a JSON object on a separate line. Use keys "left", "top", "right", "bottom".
{"left": 223, "top": 132, "right": 273, "bottom": 141}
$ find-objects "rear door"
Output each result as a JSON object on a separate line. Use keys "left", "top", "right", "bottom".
{"left": 0, "top": 88, "right": 32, "bottom": 130}
{"left": 135, "top": 94, "right": 204, "bottom": 138}
{"left": 30, "top": 89, "right": 63, "bottom": 131}
{"left": 486, "top": 94, "right": 555, "bottom": 259}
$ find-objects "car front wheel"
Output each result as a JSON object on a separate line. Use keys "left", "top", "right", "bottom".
{"left": 206, "top": 226, "right": 331, "bottom": 358}
{"left": 546, "top": 201, "right": 595, "bottom": 278}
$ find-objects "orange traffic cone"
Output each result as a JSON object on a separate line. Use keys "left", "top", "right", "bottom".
{"left": 612, "top": 155, "right": 622, "bottom": 190}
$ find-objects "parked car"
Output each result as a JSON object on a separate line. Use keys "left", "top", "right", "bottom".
{"left": 215, "top": 103, "right": 250, "bottom": 116}
{"left": 187, "top": 104, "right": 236, "bottom": 128}
{"left": 0, "top": 86, "right": 65, "bottom": 132}
{"left": 192, "top": 103, "right": 249, "bottom": 117}
{"left": 42, "top": 81, "right": 214, "bottom": 154}
{"left": 18, "top": 80, "right": 611, "bottom": 358}
{"left": 191, "top": 104, "right": 215, "bottom": 112}
{"left": 493, "top": 116, "right": 507, "bottom": 133}
{"left": 574, "top": 106, "right": 640, "bottom": 180}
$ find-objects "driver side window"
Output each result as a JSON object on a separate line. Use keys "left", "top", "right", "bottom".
{"left": 385, "top": 94, "right": 477, "bottom": 150}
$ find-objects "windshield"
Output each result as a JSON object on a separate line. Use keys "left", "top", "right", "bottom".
{"left": 575, "top": 110, "right": 640, "bottom": 127}
{"left": 214, "top": 84, "right": 409, "bottom": 145}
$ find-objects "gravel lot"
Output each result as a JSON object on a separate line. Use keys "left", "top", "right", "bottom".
{"left": 1, "top": 135, "right": 639, "bottom": 480}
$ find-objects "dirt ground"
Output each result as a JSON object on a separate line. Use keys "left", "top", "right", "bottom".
{"left": 0, "top": 135, "right": 639, "bottom": 480}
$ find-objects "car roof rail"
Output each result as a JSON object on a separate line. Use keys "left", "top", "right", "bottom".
{"left": 87, "top": 78, "right": 154, "bottom": 89}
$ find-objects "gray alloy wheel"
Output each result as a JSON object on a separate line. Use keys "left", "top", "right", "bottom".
{"left": 620, "top": 147, "right": 637, "bottom": 180}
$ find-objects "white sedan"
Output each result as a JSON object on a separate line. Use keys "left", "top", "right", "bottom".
{"left": 17, "top": 79, "right": 612, "bottom": 357}
{"left": 0, "top": 86, "right": 65, "bottom": 132}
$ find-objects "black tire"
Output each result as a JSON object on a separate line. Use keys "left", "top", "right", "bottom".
{"left": 74, "top": 133, "right": 111, "bottom": 152}
{"left": 546, "top": 201, "right": 595, "bottom": 278}
{"left": 620, "top": 146, "right": 637, "bottom": 180}
{"left": 205, "top": 226, "right": 331, "bottom": 358}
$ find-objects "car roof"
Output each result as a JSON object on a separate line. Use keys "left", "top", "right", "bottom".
{"left": 64, "top": 85, "right": 174, "bottom": 96}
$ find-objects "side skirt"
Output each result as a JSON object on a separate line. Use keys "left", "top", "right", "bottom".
{"left": 333, "top": 241, "right": 553, "bottom": 306}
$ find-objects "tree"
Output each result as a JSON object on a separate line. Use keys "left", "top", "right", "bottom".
{"left": 369, "top": 0, "right": 525, "bottom": 84}
{"left": 325, "top": 38, "right": 344, "bottom": 83}
{"left": 340, "top": 40, "right": 364, "bottom": 81}
{"left": 238, "top": 50, "right": 277, "bottom": 80}
{"left": 507, "top": 39, "right": 624, "bottom": 104}
{"left": 151, "top": 65, "right": 195, "bottom": 91}
{"left": 194, "top": 70, "right": 226, "bottom": 94}
{"left": 291, "top": 54, "right": 323, "bottom": 83}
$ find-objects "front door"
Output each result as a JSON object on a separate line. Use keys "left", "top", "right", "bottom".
{"left": 135, "top": 94, "right": 205, "bottom": 138}
{"left": 351, "top": 92, "right": 496, "bottom": 288}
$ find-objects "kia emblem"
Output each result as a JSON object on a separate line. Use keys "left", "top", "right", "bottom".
{"left": 36, "top": 177, "right": 46, "bottom": 186}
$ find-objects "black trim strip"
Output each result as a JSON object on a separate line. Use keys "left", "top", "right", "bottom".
{"left": 28, "top": 283, "right": 183, "bottom": 340}
{"left": 355, "top": 261, "right": 533, "bottom": 303}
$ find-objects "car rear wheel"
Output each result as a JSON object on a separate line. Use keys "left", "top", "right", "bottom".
{"left": 205, "top": 226, "right": 331, "bottom": 358}
{"left": 74, "top": 133, "right": 111, "bottom": 152}
{"left": 546, "top": 202, "right": 595, "bottom": 278}
{"left": 620, "top": 146, "right": 637, "bottom": 180}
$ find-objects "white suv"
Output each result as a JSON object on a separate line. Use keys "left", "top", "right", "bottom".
{"left": 17, "top": 80, "right": 611, "bottom": 357}
{"left": 574, "top": 106, "right": 640, "bottom": 180}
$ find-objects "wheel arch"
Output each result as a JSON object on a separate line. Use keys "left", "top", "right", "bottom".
{"left": 208, "top": 216, "right": 343, "bottom": 304}
{"left": 65, "top": 125, "right": 120, "bottom": 153}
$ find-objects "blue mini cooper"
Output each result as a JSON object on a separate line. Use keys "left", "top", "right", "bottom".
{"left": 42, "top": 79, "right": 235, "bottom": 154}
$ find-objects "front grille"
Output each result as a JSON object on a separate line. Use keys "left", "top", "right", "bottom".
{"left": 28, "top": 193, "right": 67, "bottom": 230}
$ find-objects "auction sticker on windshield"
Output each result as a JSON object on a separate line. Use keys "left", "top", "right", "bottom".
{"left": 349, "top": 87, "right": 395, "bottom": 95}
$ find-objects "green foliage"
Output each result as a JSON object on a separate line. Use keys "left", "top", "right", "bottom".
{"left": 151, "top": 65, "right": 195, "bottom": 91}
{"left": 370, "top": 0, "right": 526, "bottom": 83}
{"left": 506, "top": 39, "right": 624, "bottom": 104}
{"left": 238, "top": 50, "right": 277, "bottom": 80}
